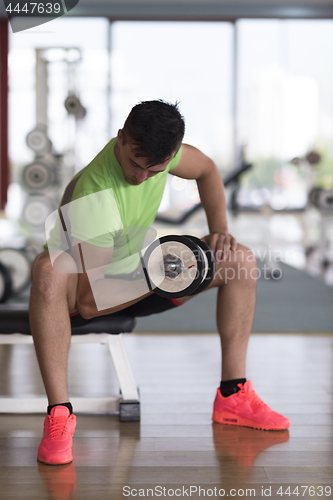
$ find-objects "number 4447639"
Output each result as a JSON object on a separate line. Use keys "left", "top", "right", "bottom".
{"left": 277, "top": 485, "right": 332, "bottom": 496}
{"left": 5, "top": 3, "right": 61, "bottom": 14}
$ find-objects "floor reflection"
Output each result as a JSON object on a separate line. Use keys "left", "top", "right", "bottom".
{"left": 213, "top": 422, "right": 290, "bottom": 480}
{"left": 38, "top": 461, "right": 77, "bottom": 500}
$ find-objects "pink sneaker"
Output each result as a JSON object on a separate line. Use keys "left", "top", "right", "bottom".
{"left": 212, "top": 380, "right": 290, "bottom": 431}
{"left": 37, "top": 406, "right": 76, "bottom": 465}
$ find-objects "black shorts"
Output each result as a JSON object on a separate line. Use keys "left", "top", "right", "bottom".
{"left": 70, "top": 294, "right": 182, "bottom": 328}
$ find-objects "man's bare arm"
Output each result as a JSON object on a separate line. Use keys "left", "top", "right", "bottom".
{"left": 72, "top": 238, "right": 152, "bottom": 320}
{"left": 171, "top": 144, "right": 237, "bottom": 260}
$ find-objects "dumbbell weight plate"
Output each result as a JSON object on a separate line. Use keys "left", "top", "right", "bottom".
{"left": 142, "top": 235, "right": 205, "bottom": 299}
{"left": 317, "top": 190, "right": 333, "bottom": 212}
{"left": 184, "top": 235, "right": 216, "bottom": 295}
{"left": 26, "top": 128, "right": 52, "bottom": 155}
{"left": 64, "top": 95, "right": 87, "bottom": 120}
{"left": 22, "top": 161, "right": 54, "bottom": 191}
{"left": 0, "top": 248, "right": 31, "bottom": 294}
{"left": 65, "top": 95, "right": 80, "bottom": 114}
{"left": 22, "top": 196, "right": 56, "bottom": 228}
{"left": 309, "top": 187, "right": 322, "bottom": 207}
{"left": 306, "top": 151, "right": 321, "bottom": 165}
{"left": 0, "top": 261, "right": 13, "bottom": 303}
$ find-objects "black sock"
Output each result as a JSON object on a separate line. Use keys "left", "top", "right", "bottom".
{"left": 220, "top": 378, "right": 247, "bottom": 398}
{"left": 47, "top": 402, "right": 73, "bottom": 415}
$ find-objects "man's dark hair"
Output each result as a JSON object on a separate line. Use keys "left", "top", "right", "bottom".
{"left": 122, "top": 100, "right": 185, "bottom": 166}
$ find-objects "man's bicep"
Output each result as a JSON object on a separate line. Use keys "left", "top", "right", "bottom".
{"left": 72, "top": 237, "right": 114, "bottom": 281}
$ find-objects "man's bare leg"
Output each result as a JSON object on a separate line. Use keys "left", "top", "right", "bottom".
{"left": 183, "top": 243, "right": 290, "bottom": 430}
{"left": 29, "top": 251, "right": 78, "bottom": 406}
{"left": 177, "top": 244, "right": 257, "bottom": 381}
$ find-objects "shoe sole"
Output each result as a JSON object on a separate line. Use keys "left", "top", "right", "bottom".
{"left": 212, "top": 411, "right": 289, "bottom": 431}
{"left": 37, "top": 455, "right": 73, "bottom": 465}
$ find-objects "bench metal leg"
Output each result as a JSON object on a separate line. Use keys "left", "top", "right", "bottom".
{"left": 107, "top": 334, "right": 140, "bottom": 422}
{"left": 0, "top": 333, "right": 140, "bottom": 419}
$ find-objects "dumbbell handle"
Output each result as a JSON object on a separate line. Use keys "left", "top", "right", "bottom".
{"left": 141, "top": 235, "right": 213, "bottom": 299}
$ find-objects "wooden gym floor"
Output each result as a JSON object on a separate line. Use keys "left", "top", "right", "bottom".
{"left": 0, "top": 332, "right": 332, "bottom": 500}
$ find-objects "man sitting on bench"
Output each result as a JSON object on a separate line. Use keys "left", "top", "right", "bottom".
{"left": 30, "top": 100, "right": 290, "bottom": 466}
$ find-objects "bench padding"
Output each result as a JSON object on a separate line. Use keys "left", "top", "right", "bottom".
{"left": 0, "top": 304, "right": 136, "bottom": 335}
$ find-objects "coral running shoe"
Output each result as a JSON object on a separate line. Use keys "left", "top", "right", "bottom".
{"left": 37, "top": 406, "right": 76, "bottom": 465}
{"left": 212, "top": 380, "right": 290, "bottom": 431}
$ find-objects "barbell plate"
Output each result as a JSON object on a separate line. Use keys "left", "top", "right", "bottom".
{"left": 22, "top": 162, "right": 54, "bottom": 190}
{"left": 23, "top": 196, "right": 56, "bottom": 228}
{"left": 318, "top": 190, "right": 333, "bottom": 211}
{"left": 26, "top": 128, "right": 52, "bottom": 155}
{"left": 0, "top": 248, "right": 31, "bottom": 294}
{"left": 184, "top": 235, "right": 216, "bottom": 295}
{"left": 64, "top": 95, "right": 87, "bottom": 119}
{"left": 308, "top": 187, "right": 322, "bottom": 207}
{"left": 142, "top": 235, "right": 204, "bottom": 299}
{"left": 306, "top": 151, "right": 321, "bottom": 165}
{"left": 0, "top": 261, "right": 13, "bottom": 303}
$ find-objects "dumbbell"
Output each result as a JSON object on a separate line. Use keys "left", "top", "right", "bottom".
{"left": 22, "top": 195, "right": 58, "bottom": 229}
{"left": 22, "top": 161, "right": 55, "bottom": 191}
{"left": 141, "top": 235, "right": 216, "bottom": 299}
{"left": 64, "top": 94, "right": 87, "bottom": 120}
{"left": 309, "top": 187, "right": 333, "bottom": 212}
{"left": 0, "top": 248, "right": 32, "bottom": 303}
{"left": 26, "top": 127, "right": 52, "bottom": 156}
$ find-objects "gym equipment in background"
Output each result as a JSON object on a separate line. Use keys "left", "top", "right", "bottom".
{"left": 19, "top": 48, "right": 87, "bottom": 243}
{"left": 22, "top": 161, "right": 56, "bottom": 191}
{"left": 0, "top": 248, "right": 31, "bottom": 295}
{"left": 26, "top": 127, "right": 52, "bottom": 156}
{"left": 309, "top": 188, "right": 333, "bottom": 213}
{"left": 0, "top": 262, "right": 12, "bottom": 304}
{"left": 22, "top": 195, "right": 57, "bottom": 229}
{"left": 21, "top": 50, "right": 61, "bottom": 237}
{"left": 307, "top": 186, "right": 333, "bottom": 273}
{"left": 0, "top": 248, "right": 33, "bottom": 303}
{"left": 154, "top": 147, "right": 333, "bottom": 282}
{"left": 155, "top": 150, "right": 253, "bottom": 225}
{"left": 64, "top": 94, "right": 87, "bottom": 120}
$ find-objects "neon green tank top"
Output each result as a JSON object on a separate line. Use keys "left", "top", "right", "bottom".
{"left": 45, "top": 137, "right": 181, "bottom": 274}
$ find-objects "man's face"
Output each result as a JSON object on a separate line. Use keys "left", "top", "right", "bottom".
{"left": 114, "top": 130, "right": 173, "bottom": 185}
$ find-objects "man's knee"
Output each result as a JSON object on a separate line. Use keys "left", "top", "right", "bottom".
{"left": 30, "top": 251, "right": 50, "bottom": 282}
{"left": 31, "top": 250, "right": 77, "bottom": 295}
{"left": 214, "top": 244, "right": 258, "bottom": 285}
{"left": 228, "top": 245, "right": 258, "bottom": 283}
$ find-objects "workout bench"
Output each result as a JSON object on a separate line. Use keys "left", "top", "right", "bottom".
{"left": 0, "top": 305, "right": 140, "bottom": 421}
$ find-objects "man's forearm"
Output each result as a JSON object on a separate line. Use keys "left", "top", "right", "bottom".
{"left": 77, "top": 277, "right": 152, "bottom": 319}
{"left": 196, "top": 161, "right": 228, "bottom": 233}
